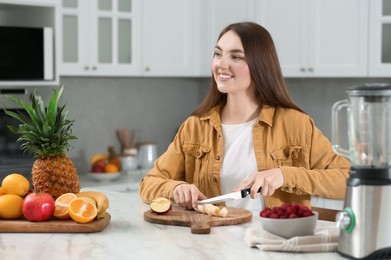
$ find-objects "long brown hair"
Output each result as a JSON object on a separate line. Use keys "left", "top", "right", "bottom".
{"left": 192, "top": 22, "right": 303, "bottom": 116}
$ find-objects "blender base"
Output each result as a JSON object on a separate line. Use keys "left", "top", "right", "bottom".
{"left": 337, "top": 182, "right": 391, "bottom": 260}
{"left": 338, "top": 247, "right": 391, "bottom": 260}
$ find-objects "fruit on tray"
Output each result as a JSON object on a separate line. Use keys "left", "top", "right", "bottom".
{"left": 0, "top": 194, "right": 24, "bottom": 219}
{"left": 260, "top": 203, "right": 315, "bottom": 219}
{"left": 90, "top": 153, "right": 109, "bottom": 165}
{"left": 76, "top": 191, "right": 110, "bottom": 219}
{"left": 195, "top": 204, "right": 229, "bottom": 218}
{"left": 89, "top": 146, "right": 122, "bottom": 173}
{"left": 22, "top": 192, "right": 55, "bottom": 221}
{"left": 1, "top": 173, "right": 30, "bottom": 197}
{"left": 108, "top": 146, "right": 122, "bottom": 171}
{"left": 53, "top": 193, "right": 77, "bottom": 220}
{"left": 4, "top": 86, "right": 80, "bottom": 199}
{"left": 68, "top": 197, "right": 98, "bottom": 223}
{"left": 150, "top": 197, "right": 172, "bottom": 214}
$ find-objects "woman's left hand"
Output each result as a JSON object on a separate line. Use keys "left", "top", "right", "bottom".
{"left": 233, "top": 168, "right": 284, "bottom": 198}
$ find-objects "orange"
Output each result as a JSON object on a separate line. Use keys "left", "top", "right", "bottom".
{"left": 0, "top": 187, "right": 5, "bottom": 196}
{"left": 53, "top": 193, "right": 77, "bottom": 219}
{"left": 68, "top": 197, "right": 98, "bottom": 223}
{"left": 0, "top": 194, "right": 24, "bottom": 219}
{"left": 104, "top": 163, "right": 119, "bottom": 173}
{"left": 1, "top": 173, "right": 30, "bottom": 196}
{"left": 108, "top": 157, "right": 121, "bottom": 171}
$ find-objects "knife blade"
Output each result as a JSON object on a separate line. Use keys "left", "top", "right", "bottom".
{"left": 195, "top": 187, "right": 260, "bottom": 205}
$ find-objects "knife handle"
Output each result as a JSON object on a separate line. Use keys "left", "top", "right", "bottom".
{"left": 241, "top": 187, "right": 261, "bottom": 198}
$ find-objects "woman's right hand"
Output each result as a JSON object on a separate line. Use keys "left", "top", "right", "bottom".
{"left": 173, "top": 183, "right": 207, "bottom": 209}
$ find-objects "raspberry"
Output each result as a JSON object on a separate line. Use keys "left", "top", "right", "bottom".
{"left": 259, "top": 204, "right": 314, "bottom": 219}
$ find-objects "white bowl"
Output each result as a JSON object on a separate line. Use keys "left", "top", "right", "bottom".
{"left": 260, "top": 211, "right": 318, "bottom": 239}
{"left": 87, "top": 172, "right": 121, "bottom": 181}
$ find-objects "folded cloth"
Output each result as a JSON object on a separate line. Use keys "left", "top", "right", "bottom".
{"left": 244, "top": 226, "right": 339, "bottom": 253}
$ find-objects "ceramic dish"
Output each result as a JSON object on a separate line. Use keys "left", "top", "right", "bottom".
{"left": 87, "top": 172, "right": 121, "bottom": 181}
{"left": 260, "top": 211, "right": 319, "bottom": 239}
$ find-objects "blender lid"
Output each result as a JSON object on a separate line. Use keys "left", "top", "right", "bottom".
{"left": 348, "top": 83, "right": 391, "bottom": 96}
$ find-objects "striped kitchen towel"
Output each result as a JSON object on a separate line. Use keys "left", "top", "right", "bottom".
{"left": 244, "top": 226, "right": 339, "bottom": 252}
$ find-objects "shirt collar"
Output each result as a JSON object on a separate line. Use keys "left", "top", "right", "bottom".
{"left": 201, "top": 105, "right": 276, "bottom": 128}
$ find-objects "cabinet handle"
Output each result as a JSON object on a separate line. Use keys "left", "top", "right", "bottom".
{"left": 84, "top": 66, "right": 90, "bottom": 70}
{"left": 145, "top": 67, "right": 150, "bottom": 72}
{"left": 300, "top": 68, "right": 306, "bottom": 72}
{"left": 92, "top": 66, "right": 97, "bottom": 71}
{"left": 308, "top": 67, "right": 314, "bottom": 72}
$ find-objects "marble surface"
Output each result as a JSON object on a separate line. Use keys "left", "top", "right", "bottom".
{"left": 0, "top": 188, "right": 348, "bottom": 260}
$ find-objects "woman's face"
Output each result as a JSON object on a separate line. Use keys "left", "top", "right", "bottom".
{"left": 212, "top": 30, "right": 252, "bottom": 95}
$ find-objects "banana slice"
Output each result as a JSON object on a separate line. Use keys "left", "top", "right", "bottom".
{"left": 195, "top": 204, "right": 228, "bottom": 218}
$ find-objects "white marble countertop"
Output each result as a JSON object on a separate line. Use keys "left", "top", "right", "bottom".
{"left": 1, "top": 188, "right": 347, "bottom": 260}
{"left": 79, "top": 170, "right": 344, "bottom": 210}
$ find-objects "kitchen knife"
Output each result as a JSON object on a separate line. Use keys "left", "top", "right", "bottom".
{"left": 195, "top": 187, "right": 260, "bottom": 205}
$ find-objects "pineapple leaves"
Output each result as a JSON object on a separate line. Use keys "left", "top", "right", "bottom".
{"left": 47, "top": 85, "right": 63, "bottom": 128}
{"left": 4, "top": 94, "right": 41, "bottom": 126}
{"left": 2, "top": 85, "right": 77, "bottom": 157}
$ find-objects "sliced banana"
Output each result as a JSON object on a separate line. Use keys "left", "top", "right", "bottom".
{"left": 195, "top": 204, "right": 228, "bottom": 218}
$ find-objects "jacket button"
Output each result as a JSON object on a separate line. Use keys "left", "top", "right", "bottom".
{"left": 215, "top": 155, "right": 220, "bottom": 160}
{"left": 196, "top": 151, "right": 200, "bottom": 156}
{"left": 213, "top": 178, "right": 218, "bottom": 183}
{"left": 292, "top": 187, "right": 297, "bottom": 191}
{"left": 284, "top": 187, "right": 289, "bottom": 190}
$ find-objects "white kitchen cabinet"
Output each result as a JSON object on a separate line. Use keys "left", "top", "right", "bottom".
{"left": 369, "top": 0, "right": 391, "bottom": 77}
{"left": 60, "top": 0, "right": 141, "bottom": 76}
{"left": 199, "top": 0, "right": 255, "bottom": 76}
{"left": 255, "top": 0, "right": 369, "bottom": 77}
{"left": 141, "top": 0, "right": 201, "bottom": 76}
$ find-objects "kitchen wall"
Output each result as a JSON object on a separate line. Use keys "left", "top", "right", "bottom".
{"left": 60, "top": 76, "right": 390, "bottom": 174}
{"left": 59, "top": 77, "right": 202, "bottom": 173}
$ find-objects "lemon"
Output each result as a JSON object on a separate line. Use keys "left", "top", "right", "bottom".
{"left": 2, "top": 173, "right": 30, "bottom": 196}
{"left": 0, "top": 194, "right": 24, "bottom": 219}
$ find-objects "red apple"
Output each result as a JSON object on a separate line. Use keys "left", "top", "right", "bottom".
{"left": 150, "top": 197, "right": 172, "bottom": 215}
{"left": 91, "top": 164, "right": 105, "bottom": 173}
{"left": 22, "top": 192, "right": 55, "bottom": 221}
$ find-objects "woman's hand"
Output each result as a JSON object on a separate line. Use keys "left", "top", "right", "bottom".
{"left": 233, "top": 168, "right": 284, "bottom": 198}
{"left": 173, "top": 183, "right": 208, "bottom": 209}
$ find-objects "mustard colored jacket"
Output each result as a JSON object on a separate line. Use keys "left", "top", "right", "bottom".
{"left": 139, "top": 105, "right": 351, "bottom": 208}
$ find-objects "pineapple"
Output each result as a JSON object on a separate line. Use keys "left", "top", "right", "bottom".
{"left": 4, "top": 86, "right": 79, "bottom": 199}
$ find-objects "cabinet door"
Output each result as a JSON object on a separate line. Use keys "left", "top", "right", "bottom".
{"left": 255, "top": 0, "right": 309, "bottom": 76}
{"left": 60, "top": 0, "right": 91, "bottom": 75}
{"left": 60, "top": 0, "right": 141, "bottom": 76}
{"left": 141, "top": 0, "right": 200, "bottom": 76}
{"left": 308, "top": 0, "right": 368, "bottom": 77}
{"left": 90, "top": 0, "right": 141, "bottom": 76}
{"left": 200, "top": 0, "right": 255, "bottom": 76}
{"left": 369, "top": 0, "right": 391, "bottom": 76}
{"left": 256, "top": 0, "right": 368, "bottom": 77}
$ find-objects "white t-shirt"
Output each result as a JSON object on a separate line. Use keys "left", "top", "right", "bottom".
{"left": 220, "top": 118, "right": 265, "bottom": 211}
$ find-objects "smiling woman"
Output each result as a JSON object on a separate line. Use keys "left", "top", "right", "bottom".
{"left": 139, "top": 22, "right": 350, "bottom": 213}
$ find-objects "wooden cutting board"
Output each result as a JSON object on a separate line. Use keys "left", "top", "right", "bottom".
{"left": 0, "top": 213, "right": 111, "bottom": 233}
{"left": 144, "top": 206, "right": 252, "bottom": 234}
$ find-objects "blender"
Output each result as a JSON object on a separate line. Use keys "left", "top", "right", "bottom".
{"left": 332, "top": 83, "right": 391, "bottom": 259}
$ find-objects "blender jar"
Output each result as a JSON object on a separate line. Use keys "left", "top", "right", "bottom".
{"left": 332, "top": 83, "right": 391, "bottom": 168}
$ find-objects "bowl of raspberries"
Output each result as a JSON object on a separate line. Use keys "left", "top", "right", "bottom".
{"left": 259, "top": 203, "right": 318, "bottom": 238}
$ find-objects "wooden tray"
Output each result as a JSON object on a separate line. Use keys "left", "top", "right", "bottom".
{"left": 0, "top": 213, "right": 111, "bottom": 233}
{"left": 144, "top": 206, "right": 252, "bottom": 234}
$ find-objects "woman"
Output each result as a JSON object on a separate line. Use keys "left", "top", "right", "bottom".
{"left": 139, "top": 22, "right": 350, "bottom": 211}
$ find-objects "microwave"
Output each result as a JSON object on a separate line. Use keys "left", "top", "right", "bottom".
{"left": 0, "top": 26, "right": 54, "bottom": 81}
